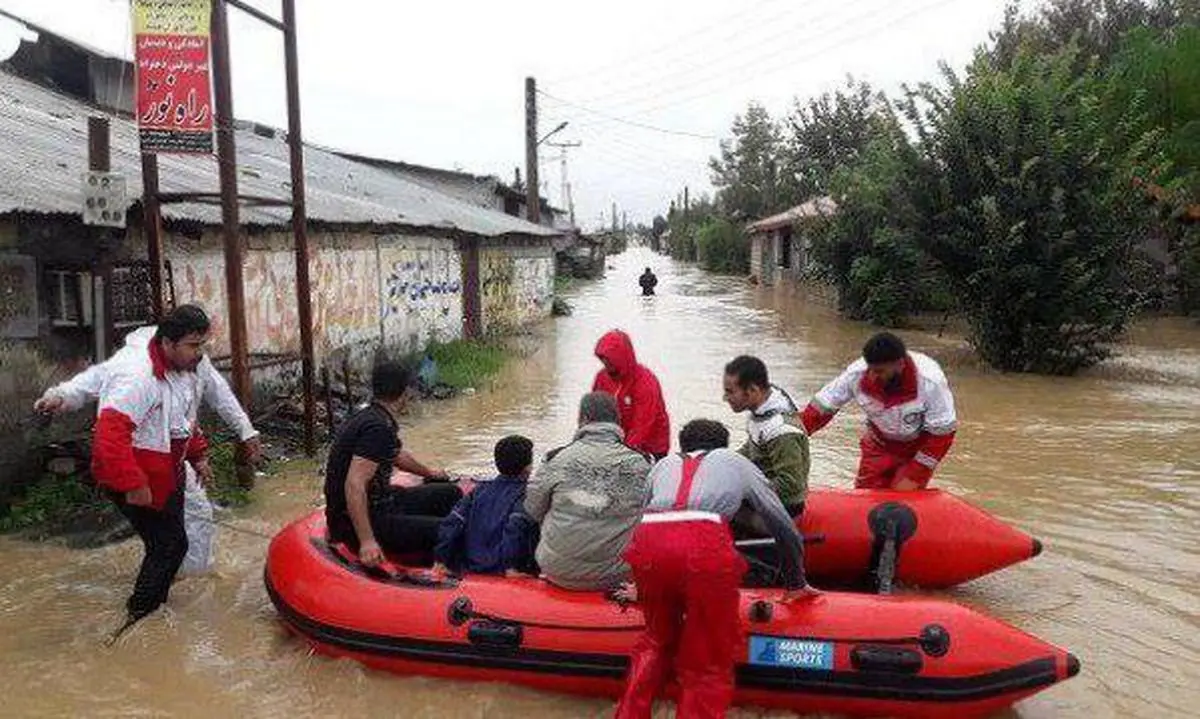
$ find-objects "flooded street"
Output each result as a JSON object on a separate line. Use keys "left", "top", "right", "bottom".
{"left": 1, "top": 246, "right": 1197, "bottom": 718}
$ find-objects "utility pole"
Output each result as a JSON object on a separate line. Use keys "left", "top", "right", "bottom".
{"left": 524, "top": 77, "right": 540, "bottom": 225}
{"left": 612, "top": 202, "right": 618, "bottom": 233}
{"left": 546, "top": 140, "right": 580, "bottom": 228}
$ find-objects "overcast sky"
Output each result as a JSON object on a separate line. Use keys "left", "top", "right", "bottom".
{"left": 0, "top": 0, "right": 1026, "bottom": 230}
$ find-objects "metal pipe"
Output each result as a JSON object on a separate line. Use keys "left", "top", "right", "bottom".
{"left": 225, "top": 0, "right": 284, "bottom": 30}
{"left": 282, "top": 0, "right": 317, "bottom": 456}
{"left": 280, "top": 0, "right": 316, "bottom": 456}
{"left": 211, "top": 0, "right": 253, "bottom": 411}
{"left": 88, "top": 116, "right": 115, "bottom": 359}
{"left": 157, "top": 191, "right": 292, "bottom": 207}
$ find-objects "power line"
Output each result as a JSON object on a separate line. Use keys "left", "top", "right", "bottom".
{"left": 559, "top": 0, "right": 898, "bottom": 119}
{"left": 592, "top": 0, "right": 967, "bottom": 120}
{"left": 542, "top": 0, "right": 790, "bottom": 87}
{"left": 571, "top": 0, "right": 882, "bottom": 110}
{"left": 537, "top": 89, "right": 720, "bottom": 140}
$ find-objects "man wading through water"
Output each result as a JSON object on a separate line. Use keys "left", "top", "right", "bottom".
{"left": 87, "top": 305, "right": 225, "bottom": 628}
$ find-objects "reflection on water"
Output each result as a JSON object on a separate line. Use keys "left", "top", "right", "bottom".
{"left": 0, "top": 247, "right": 1197, "bottom": 718}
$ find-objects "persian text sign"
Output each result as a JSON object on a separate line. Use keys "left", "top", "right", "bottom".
{"left": 133, "top": 0, "right": 214, "bottom": 154}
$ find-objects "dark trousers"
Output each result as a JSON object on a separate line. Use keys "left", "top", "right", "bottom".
{"left": 112, "top": 481, "right": 188, "bottom": 620}
{"left": 370, "top": 483, "right": 463, "bottom": 560}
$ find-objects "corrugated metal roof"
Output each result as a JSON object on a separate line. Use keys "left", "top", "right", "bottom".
{"left": 746, "top": 197, "right": 838, "bottom": 234}
{"left": 0, "top": 69, "right": 559, "bottom": 238}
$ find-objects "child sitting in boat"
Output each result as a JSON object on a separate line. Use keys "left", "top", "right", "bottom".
{"left": 432, "top": 435, "right": 540, "bottom": 576}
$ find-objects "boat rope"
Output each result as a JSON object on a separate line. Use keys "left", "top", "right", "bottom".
{"left": 185, "top": 511, "right": 276, "bottom": 540}
{"left": 448, "top": 596, "right": 645, "bottom": 633}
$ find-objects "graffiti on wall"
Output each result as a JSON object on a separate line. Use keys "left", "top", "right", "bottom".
{"left": 311, "top": 244, "right": 380, "bottom": 354}
{"left": 170, "top": 233, "right": 382, "bottom": 358}
{"left": 481, "top": 250, "right": 553, "bottom": 333}
{"left": 381, "top": 240, "right": 462, "bottom": 350}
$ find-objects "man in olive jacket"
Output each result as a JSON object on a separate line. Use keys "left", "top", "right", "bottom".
{"left": 525, "top": 392, "right": 652, "bottom": 591}
{"left": 723, "top": 356, "right": 810, "bottom": 519}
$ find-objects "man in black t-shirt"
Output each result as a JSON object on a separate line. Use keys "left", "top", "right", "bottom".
{"left": 323, "top": 361, "right": 462, "bottom": 566}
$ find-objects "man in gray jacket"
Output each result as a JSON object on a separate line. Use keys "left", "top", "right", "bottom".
{"left": 525, "top": 392, "right": 652, "bottom": 591}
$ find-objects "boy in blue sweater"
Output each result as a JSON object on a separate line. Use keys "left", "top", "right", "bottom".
{"left": 432, "top": 435, "right": 540, "bottom": 576}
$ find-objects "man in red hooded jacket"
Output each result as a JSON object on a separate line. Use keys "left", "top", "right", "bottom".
{"left": 592, "top": 330, "right": 671, "bottom": 459}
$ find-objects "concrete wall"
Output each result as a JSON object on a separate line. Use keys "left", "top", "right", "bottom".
{"left": 480, "top": 242, "right": 554, "bottom": 334}
{"left": 168, "top": 231, "right": 470, "bottom": 372}
{"left": 0, "top": 218, "right": 555, "bottom": 423}
{"left": 751, "top": 227, "right": 812, "bottom": 286}
{"left": 750, "top": 232, "right": 767, "bottom": 284}
{"left": 166, "top": 230, "right": 554, "bottom": 360}
{"left": 378, "top": 235, "right": 464, "bottom": 353}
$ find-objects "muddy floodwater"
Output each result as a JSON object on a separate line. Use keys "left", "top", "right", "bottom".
{"left": 1, "top": 246, "right": 1197, "bottom": 718}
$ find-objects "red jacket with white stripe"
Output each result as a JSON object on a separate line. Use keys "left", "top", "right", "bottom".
{"left": 800, "top": 351, "right": 958, "bottom": 484}
{"left": 91, "top": 331, "right": 206, "bottom": 510}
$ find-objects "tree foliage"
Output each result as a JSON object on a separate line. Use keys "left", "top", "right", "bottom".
{"left": 708, "top": 104, "right": 786, "bottom": 222}
{"left": 659, "top": 0, "right": 1198, "bottom": 372}
{"left": 695, "top": 218, "right": 750, "bottom": 275}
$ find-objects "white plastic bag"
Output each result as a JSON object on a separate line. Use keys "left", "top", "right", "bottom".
{"left": 179, "top": 463, "right": 217, "bottom": 576}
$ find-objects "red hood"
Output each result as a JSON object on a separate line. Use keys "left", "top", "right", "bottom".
{"left": 595, "top": 330, "right": 637, "bottom": 379}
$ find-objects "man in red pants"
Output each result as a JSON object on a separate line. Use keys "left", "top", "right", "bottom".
{"left": 799, "top": 332, "right": 958, "bottom": 490}
{"left": 615, "top": 420, "right": 817, "bottom": 719}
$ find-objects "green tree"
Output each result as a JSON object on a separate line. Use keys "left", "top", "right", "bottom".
{"left": 900, "top": 45, "right": 1163, "bottom": 374}
{"left": 989, "top": 0, "right": 1191, "bottom": 71}
{"left": 1103, "top": 25, "right": 1200, "bottom": 312}
{"left": 783, "top": 77, "right": 894, "bottom": 201}
{"left": 709, "top": 103, "right": 785, "bottom": 222}
{"left": 813, "top": 128, "right": 944, "bottom": 326}
{"left": 695, "top": 217, "right": 750, "bottom": 275}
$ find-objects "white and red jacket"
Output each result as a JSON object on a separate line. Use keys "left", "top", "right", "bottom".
{"left": 83, "top": 328, "right": 250, "bottom": 509}
{"left": 800, "top": 351, "right": 958, "bottom": 482}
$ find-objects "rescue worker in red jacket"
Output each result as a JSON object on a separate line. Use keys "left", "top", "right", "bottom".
{"left": 592, "top": 329, "right": 671, "bottom": 459}
{"left": 614, "top": 419, "right": 818, "bottom": 719}
{"left": 89, "top": 305, "right": 223, "bottom": 624}
{"left": 800, "top": 332, "right": 957, "bottom": 490}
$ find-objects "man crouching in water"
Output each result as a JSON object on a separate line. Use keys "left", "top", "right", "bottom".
{"left": 614, "top": 419, "right": 818, "bottom": 719}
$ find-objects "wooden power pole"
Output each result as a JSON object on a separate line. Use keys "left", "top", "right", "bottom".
{"left": 525, "top": 77, "right": 540, "bottom": 225}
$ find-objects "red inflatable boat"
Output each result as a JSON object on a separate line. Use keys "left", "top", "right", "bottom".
{"left": 797, "top": 488, "right": 1042, "bottom": 590}
{"left": 391, "top": 471, "right": 1040, "bottom": 590}
{"left": 265, "top": 511, "right": 1078, "bottom": 718}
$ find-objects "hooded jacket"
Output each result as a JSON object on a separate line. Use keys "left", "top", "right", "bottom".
{"left": 591, "top": 330, "right": 671, "bottom": 457}
{"left": 739, "top": 386, "right": 811, "bottom": 508}
{"left": 524, "top": 422, "right": 652, "bottom": 590}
